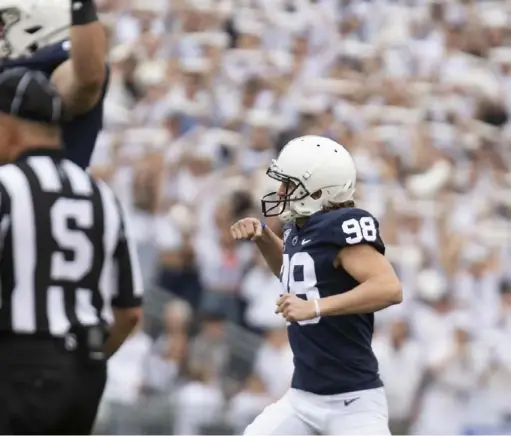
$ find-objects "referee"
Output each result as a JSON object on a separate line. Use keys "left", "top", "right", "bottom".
{"left": 0, "top": 68, "right": 143, "bottom": 435}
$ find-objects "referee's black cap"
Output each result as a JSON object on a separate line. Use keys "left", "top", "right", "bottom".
{"left": 0, "top": 67, "right": 66, "bottom": 125}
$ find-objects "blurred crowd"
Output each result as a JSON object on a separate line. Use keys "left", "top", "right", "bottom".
{"left": 89, "top": 0, "right": 511, "bottom": 434}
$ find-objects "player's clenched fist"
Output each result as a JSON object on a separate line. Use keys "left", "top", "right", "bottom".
{"left": 230, "top": 217, "right": 264, "bottom": 241}
{"left": 276, "top": 294, "right": 316, "bottom": 322}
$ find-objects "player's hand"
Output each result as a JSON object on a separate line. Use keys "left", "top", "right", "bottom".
{"left": 230, "top": 217, "right": 264, "bottom": 242}
{"left": 276, "top": 294, "right": 316, "bottom": 322}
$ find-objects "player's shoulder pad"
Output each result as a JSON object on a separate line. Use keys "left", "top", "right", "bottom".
{"left": 323, "top": 207, "right": 385, "bottom": 254}
{"left": 4, "top": 41, "right": 70, "bottom": 75}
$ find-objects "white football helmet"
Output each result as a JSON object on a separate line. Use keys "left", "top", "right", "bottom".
{"left": 261, "top": 135, "right": 356, "bottom": 222}
{"left": 0, "top": 0, "right": 70, "bottom": 60}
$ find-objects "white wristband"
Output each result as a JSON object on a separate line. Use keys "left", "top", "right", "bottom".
{"left": 314, "top": 299, "right": 321, "bottom": 317}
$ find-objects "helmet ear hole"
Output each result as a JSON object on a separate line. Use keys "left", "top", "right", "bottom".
{"left": 24, "top": 25, "right": 41, "bottom": 34}
{"left": 311, "top": 190, "right": 322, "bottom": 200}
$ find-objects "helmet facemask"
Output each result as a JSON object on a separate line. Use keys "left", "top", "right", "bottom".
{"left": 0, "top": 7, "right": 21, "bottom": 59}
{"left": 261, "top": 160, "right": 319, "bottom": 222}
{"left": 0, "top": 2, "right": 70, "bottom": 62}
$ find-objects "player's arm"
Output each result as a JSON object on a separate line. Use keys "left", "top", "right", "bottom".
{"left": 103, "top": 201, "right": 144, "bottom": 358}
{"left": 319, "top": 245, "right": 402, "bottom": 316}
{"left": 231, "top": 218, "right": 283, "bottom": 276}
{"left": 277, "top": 211, "right": 401, "bottom": 322}
{"left": 51, "top": 0, "right": 107, "bottom": 115}
{"left": 255, "top": 225, "right": 284, "bottom": 276}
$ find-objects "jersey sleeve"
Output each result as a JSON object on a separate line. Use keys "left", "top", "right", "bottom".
{"left": 111, "top": 200, "right": 144, "bottom": 308}
{"left": 329, "top": 209, "right": 385, "bottom": 255}
{"left": 4, "top": 41, "right": 69, "bottom": 74}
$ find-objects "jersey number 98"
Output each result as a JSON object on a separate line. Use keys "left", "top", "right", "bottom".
{"left": 342, "top": 217, "right": 377, "bottom": 244}
{"left": 281, "top": 252, "right": 321, "bottom": 326}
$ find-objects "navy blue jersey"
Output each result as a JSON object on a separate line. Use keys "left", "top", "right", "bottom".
{"left": 4, "top": 41, "right": 109, "bottom": 169}
{"left": 280, "top": 207, "right": 385, "bottom": 395}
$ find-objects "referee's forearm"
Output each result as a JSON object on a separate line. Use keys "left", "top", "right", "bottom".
{"left": 104, "top": 307, "right": 141, "bottom": 358}
{"left": 103, "top": 325, "right": 131, "bottom": 358}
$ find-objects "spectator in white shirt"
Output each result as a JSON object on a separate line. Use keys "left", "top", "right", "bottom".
{"left": 226, "top": 375, "right": 273, "bottom": 434}
{"left": 172, "top": 364, "right": 225, "bottom": 435}
{"left": 373, "top": 318, "right": 425, "bottom": 434}
{"left": 413, "top": 313, "right": 489, "bottom": 435}
{"left": 241, "top": 251, "right": 286, "bottom": 334}
{"left": 253, "top": 328, "right": 294, "bottom": 400}
{"left": 96, "top": 323, "right": 152, "bottom": 434}
{"left": 142, "top": 299, "right": 190, "bottom": 394}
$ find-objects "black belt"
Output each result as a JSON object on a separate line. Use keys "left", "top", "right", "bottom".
{"left": 0, "top": 325, "right": 109, "bottom": 367}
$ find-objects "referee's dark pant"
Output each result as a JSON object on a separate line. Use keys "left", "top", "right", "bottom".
{"left": 0, "top": 334, "right": 107, "bottom": 435}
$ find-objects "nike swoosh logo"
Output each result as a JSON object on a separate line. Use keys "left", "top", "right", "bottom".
{"left": 301, "top": 239, "right": 311, "bottom": 245}
{"left": 344, "top": 398, "right": 359, "bottom": 406}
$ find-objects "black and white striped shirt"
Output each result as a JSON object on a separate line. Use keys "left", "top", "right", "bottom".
{"left": 0, "top": 148, "right": 143, "bottom": 337}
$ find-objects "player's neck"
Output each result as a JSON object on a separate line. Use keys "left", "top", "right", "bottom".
{"left": 295, "top": 217, "right": 309, "bottom": 227}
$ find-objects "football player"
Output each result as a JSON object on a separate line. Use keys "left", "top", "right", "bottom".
{"left": 0, "top": 0, "right": 108, "bottom": 169}
{"left": 230, "top": 135, "right": 402, "bottom": 435}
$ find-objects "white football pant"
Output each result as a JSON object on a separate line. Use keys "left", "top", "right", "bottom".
{"left": 244, "top": 387, "right": 390, "bottom": 435}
